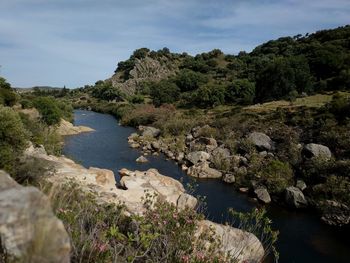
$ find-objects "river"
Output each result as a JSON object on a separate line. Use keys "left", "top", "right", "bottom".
{"left": 63, "top": 110, "right": 350, "bottom": 263}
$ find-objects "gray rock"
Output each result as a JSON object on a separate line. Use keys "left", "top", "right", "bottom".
{"left": 254, "top": 186, "right": 271, "bottom": 204}
{"left": 136, "top": 156, "right": 148, "bottom": 163}
{"left": 187, "top": 162, "right": 222, "bottom": 179}
{"left": 0, "top": 170, "right": 70, "bottom": 262}
{"left": 139, "top": 126, "right": 161, "bottom": 138}
{"left": 248, "top": 132, "right": 274, "bottom": 151}
{"left": 186, "top": 151, "right": 210, "bottom": 165}
{"left": 223, "top": 173, "right": 235, "bottom": 184}
{"left": 296, "top": 180, "right": 307, "bottom": 191}
{"left": 239, "top": 187, "right": 249, "bottom": 193}
{"left": 211, "top": 147, "right": 231, "bottom": 160}
{"left": 259, "top": 151, "right": 268, "bottom": 157}
{"left": 151, "top": 141, "right": 160, "bottom": 150}
{"left": 303, "top": 143, "right": 331, "bottom": 160}
{"left": 285, "top": 186, "right": 308, "bottom": 208}
{"left": 130, "top": 142, "right": 140, "bottom": 148}
{"left": 177, "top": 193, "right": 198, "bottom": 209}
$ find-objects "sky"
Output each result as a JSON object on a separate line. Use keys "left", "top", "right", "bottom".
{"left": 0, "top": 0, "right": 349, "bottom": 88}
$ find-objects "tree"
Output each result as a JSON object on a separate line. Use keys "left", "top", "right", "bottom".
{"left": 33, "top": 97, "right": 62, "bottom": 126}
{"left": 150, "top": 80, "right": 180, "bottom": 107}
{"left": 191, "top": 83, "right": 225, "bottom": 108}
{"left": 225, "top": 79, "right": 255, "bottom": 105}
{"left": 0, "top": 77, "right": 17, "bottom": 106}
{"left": 92, "top": 81, "right": 124, "bottom": 101}
{"left": 255, "top": 56, "right": 312, "bottom": 102}
{"left": 175, "top": 69, "right": 207, "bottom": 92}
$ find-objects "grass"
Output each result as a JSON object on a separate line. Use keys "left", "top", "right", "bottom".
{"left": 244, "top": 92, "right": 350, "bottom": 113}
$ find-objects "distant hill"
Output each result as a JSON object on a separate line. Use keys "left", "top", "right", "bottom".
{"left": 90, "top": 25, "right": 349, "bottom": 106}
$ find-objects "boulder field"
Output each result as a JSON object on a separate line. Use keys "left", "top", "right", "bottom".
{"left": 0, "top": 144, "right": 265, "bottom": 263}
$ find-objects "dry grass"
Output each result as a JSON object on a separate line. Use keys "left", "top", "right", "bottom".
{"left": 244, "top": 92, "right": 350, "bottom": 113}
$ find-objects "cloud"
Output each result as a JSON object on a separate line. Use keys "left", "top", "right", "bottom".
{"left": 0, "top": 0, "right": 349, "bottom": 87}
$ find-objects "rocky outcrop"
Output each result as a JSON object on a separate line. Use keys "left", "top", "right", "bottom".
{"left": 0, "top": 170, "right": 70, "bottom": 262}
{"left": 285, "top": 186, "right": 308, "bottom": 208}
{"left": 196, "top": 220, "right": 264, "bottom": 263}
{"left": 57, "top": 118, "right": 94, "bottom": 136}
{"left": 223, "top": 173, "right": 236, "bottom": 183}
{"left": 303, "top": 143, "right": 332, "bottom": 160}
{"left": 108, "top": 56, "right": 176, "bottom": 96}
{"left": 187, "top": 162, "right": 222, "bottom": 179}
{"left": 248, "top": 132, "right": 274, "bottom": 151}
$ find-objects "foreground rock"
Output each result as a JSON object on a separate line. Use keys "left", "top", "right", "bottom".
{"left": 303, "top": 143, "right": 332, "bottom": 160}
{"left": 248, "top": 132, "right": 274, "bottom": 151}
{"left": 57, "top": 118, "right": 95, "bottom": 136}
{"left": 0, "top": 171, "right": 70, "bottom": 263}
{"left": 22, "top": 145, "right": 264, "bottom": 262}
{"left": 196, "top": 220, "right": 264, "bottom": 263}
{"left": 138, "top": 125, "right": 161, "bottom": 138}
{"left": 285, "top": 186, "right": 308, "bottom": 208}
{"left": 186, "top": 151, "right": 210, "bottom": 165}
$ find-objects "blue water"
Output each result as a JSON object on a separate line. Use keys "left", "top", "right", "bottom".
{"left": 63, "top": 110, "right": 350, "bottom": 263}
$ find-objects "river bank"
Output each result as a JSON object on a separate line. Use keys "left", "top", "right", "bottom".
{"left": 64, "top": 110, "right": 350, "bottom": 263}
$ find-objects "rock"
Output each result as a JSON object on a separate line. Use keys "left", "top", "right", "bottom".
{"left": 176, "top": 152, "right": 185, "bottom": 162}
{"left": 151, "top": 141, "right": 160, "bottom": 150}
{"left": 0, "top": 170, "right": 70, "bottom": 262}
{"left": 186, "top": 151, "right": 210, "bottom": 165}
{"left": 254, "top": 186, "right": 271, "bottom": 204}
{"left": 130, "top": 142, "right": 140, "bottom": 148}
{"left": 211, "top": 147, "right": 231, "bottom": 161}
{"left": 177, "top": 193, "right": 198, "bottom": 209}
{"left": 57, "top": 118, "right": 94, "bottom": 136}
{"left": 181, "top": 164, "right": 188, "bottom": 171}
{"left": 195, "top": 220, "right": 264, "bottom": 263}
{"left": 296, "top": 180, "right": 307, "bottom": 191}
{"left": 192, "top": 125, "right": 211, "bottom": 138}
{"left": 259, "top": 151, "right": 268, "bottom": 157}
{"left": 185, "top": 134, "right": 194, "bottom": 143}
{"left": 285, "top": 186, "right": 308, "bottom": 208}
{"left": 119, "top": 168, "right": 197, "bottom": 211}
{"left": 223, "top": 173, "right": 235, "bottom": 183}
{"left": 248, "top": 132, "right": 274, "bottom": 151}
{"left": 303, "top": 143, "right": 332, "bottom": 160}
{"left": 187, "top": 162, "right": 222, "bottom": 179}
{"left": 320, "top": 200, "right": 350, "bottom": 226}
{"left": 139, "top": 126, "right": 161, "bottom": 138}
{"left": 239, "top": 187, "right": 249, "bottom": 193}
{"left": 136, "top": 156, "right": 148, "bottom": 163}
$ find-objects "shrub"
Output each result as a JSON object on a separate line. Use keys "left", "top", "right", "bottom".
{"left": 150, "top": 80, "right": 180, "bottom": 107}
{"left": 33, "top": 97, "right": 62, "bottom": 126}
{"left": 225, "top": 79, "right": 255, "bottom": 105}
{"left": 257, "top": 159, "right": 294, "bottom": 194}
{"left": 0, "top": 106, "right": 28, "bottom": 173}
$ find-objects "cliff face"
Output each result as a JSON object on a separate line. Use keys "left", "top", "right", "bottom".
{"left": 107, "top": 56, "right": 177, "bottom": 96}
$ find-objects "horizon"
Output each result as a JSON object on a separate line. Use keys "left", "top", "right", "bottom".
{"left": 0, "top": 0, "right": 349, "bottom": 88}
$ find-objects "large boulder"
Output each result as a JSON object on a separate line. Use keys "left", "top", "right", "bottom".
{"left": 0, "top": 170, "right": 70, "bottom": 262}
{"left": 303, "top": 143, "right": 332, "bottom": 160}
{"left": 285, "top": 186, "right": 308, "bottom": 208}
{"left": 187, "top": 162, "right": 222, "bottom": 179}
{"left": 57, "top": 118, "right": 94, "bottom": 136}
{"left": 186, "top": 151, "right": 210, "bottom": 165}
{"left": 138, "top": 126, "right": 161, "bottom": 138}
{"left": 119, "top": 168, "right": 197, "bottom": 211}
{"left": 195, "top": 220, "right": 264, "bottom": 263}
{"left": 254, "top": 186, "right": 271, "bottom": 204}
{"left": 248, "top": 132, "right": 274, "bottom": 151}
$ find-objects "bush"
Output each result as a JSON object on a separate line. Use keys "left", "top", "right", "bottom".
{"left": 175, "top": 69, "right": 208, "bottom": 92}
{"left": 33, "top": 97, "right": 62, "bottom": 126}
{"left": 257, "top": 159, "right": 294, "bottom": 194}
{"left": 150, "top": 80, "right": 180, "bottom": 107}
{"left": 0, "top": 106, "right": 28, "bottom": 173}
{"left": 225, "top": 79, "right": 255, "bottom": 105}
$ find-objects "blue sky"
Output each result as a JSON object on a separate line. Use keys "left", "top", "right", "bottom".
{"left": 0, "top": 0, "right": 349, "bottom": 88}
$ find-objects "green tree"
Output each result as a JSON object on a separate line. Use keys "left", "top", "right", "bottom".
{"left": 225, "top": 79, "right": 255, "bottom": 104}
{"left": 150, "top": 80, "right": 180, "bottom": 107}
{"left": 33, "top": 97, "right": 62, "bottom": 126}
{"left": 175, "top": 69, "right": 207, "bottom": 92}
{"left": 191, "top": 83, "right": 225, "bottom": 108}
